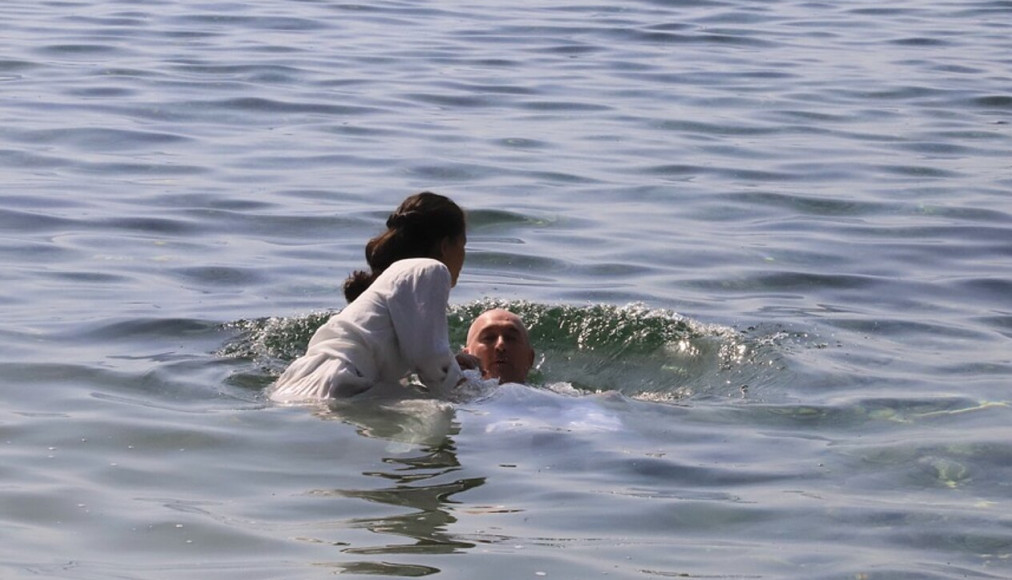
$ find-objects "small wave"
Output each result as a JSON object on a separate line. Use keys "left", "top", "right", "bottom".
{"left": 220, "top": 311, "right": 333, "bottom": 371}
{"left": 221, "top": 300, "right": 783, "bottom": 401}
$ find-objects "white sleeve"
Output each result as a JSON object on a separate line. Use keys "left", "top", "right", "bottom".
{"left": 387, "top": 261, "right": 463, "bottom": 396}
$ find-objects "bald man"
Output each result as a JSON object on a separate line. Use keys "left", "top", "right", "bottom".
{"left": 462, "top": 309, "right": 535, "bottom": 384}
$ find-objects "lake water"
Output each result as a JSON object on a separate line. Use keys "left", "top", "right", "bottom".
{"left": 2, "top": 0, "right": 1011, "bottom": 578}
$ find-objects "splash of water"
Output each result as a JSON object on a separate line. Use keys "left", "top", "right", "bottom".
{"left": 221, "top": 300, "right": 781, "bottom": 401}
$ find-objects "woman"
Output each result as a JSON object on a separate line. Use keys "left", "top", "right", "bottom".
{"left": 269, "top": 192, "right": 477, "bottom": 402}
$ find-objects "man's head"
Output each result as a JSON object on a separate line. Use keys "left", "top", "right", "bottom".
{"left": 463, "top": 309, "right": 535, "bottom": 384}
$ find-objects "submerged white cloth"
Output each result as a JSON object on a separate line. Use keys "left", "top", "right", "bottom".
{"left": 269, "top": 258, "right": 463, "bottom": 402}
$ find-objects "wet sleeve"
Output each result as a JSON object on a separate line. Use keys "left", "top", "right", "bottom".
{"left": 387, "top": 262, "right": 463, "bottom": 396}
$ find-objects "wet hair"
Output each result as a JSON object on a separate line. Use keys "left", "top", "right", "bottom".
{"left": 343, "top": 191, "right": 466, "bottom": 303}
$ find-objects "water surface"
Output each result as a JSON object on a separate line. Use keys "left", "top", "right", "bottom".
{"left": 1, "top": 0, "right": 1010, "bottom": 578}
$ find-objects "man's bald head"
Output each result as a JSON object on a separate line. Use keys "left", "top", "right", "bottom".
{"left": 464, "top": 309, "right": 535, "bottom": 384}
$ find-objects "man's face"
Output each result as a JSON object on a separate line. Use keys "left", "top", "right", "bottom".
{"left": 464, "top": 310, "right": 535, "bottom": 384}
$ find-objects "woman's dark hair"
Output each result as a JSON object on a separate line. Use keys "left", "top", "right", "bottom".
{"left": 343, "top": 192, "right": 466, "bottom": 302}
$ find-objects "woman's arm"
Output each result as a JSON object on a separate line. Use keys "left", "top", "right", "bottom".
{"left": 387, "top": 260, "right": 464, "bottom": 396}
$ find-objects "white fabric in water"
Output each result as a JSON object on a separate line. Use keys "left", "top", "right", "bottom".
{"left": 474, "top": 383, "right": 624, "bottom": 433}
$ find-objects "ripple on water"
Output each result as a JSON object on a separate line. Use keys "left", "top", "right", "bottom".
{"left": 166, "top": 13, "right": 330, "bottom": 32}
{"left": 169, "top": 266, "right": 268, "bottom": 288}
{"left": 10, "top": 127, "right": 190, "bottom": 150}
{"left": 0, "top": 208, "right": 86, "bottom": 234}
{"left": 34, "top": 43, "right": 125, "bottom": 57}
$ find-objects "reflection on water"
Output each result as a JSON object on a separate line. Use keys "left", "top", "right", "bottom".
{"left": 331, "top": 471, "right": 484, "bottom": 555}
{"left": 299, "top": 400, "right": 482, "bottom": 575}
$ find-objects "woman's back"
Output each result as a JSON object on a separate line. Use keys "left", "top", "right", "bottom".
{"left": 270, "top": 258, "right": 461, "bottom": 401}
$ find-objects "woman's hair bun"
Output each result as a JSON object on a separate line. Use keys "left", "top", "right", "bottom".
{"left": 385, "top": 210, "right": 420, "bottom": 230}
